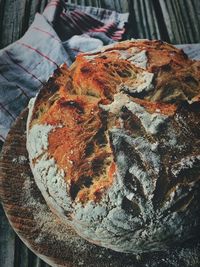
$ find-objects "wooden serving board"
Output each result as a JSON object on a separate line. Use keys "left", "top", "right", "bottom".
{"left": 0, "top": 109, "right": 200, "bottom": 267}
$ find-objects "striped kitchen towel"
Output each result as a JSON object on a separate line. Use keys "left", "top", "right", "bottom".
{"left": 0, "top": 0, "right": 129, "bottom": 142}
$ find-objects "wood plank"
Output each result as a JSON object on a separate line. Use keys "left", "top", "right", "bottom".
{"left": 132, "top": 0, "right": 146, "bottom": 38}
{"left": 0, "top": 0, "right": 25, "bottom": 48}
{"left": 144, "top": 0, "right": 159, "bottom": 40}
{"left": 123, "top": 0, "right": 140, "bottom": 40}
{"left": 0, "top": 0, "right": 48, "bottom": 48}
{"left": 0, "top": 0, "right": 6, "bottom": 48}
{"left": 1, "top": 0, "right": 200, "bottom": 49}
{"left": 100, "top": 0, "right": 129, "bottom": 12}
{"left": 158, "top": 0, "right": 200, "bottom": 44}
{"left": 0, "top": 204, "right": 15, "bottom": 267}
{"left": 183, "top": 0, "right": 200, "bottom": 43}
{"left": 0, "top": 202, "right": 50, "bottom": 267}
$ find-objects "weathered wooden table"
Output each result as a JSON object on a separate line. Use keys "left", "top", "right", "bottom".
{"left": 0, "top": 1, "right": 200, "bottom": 266}
{"left": 1, "top": 0, "right": 200, "bottom": 49}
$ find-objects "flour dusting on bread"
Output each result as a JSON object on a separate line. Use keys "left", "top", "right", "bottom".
{"left": 27, "top": 40, "right": 200, "bottom": 253}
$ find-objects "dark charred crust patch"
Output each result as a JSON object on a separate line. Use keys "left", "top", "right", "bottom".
{"left": 122, "top": 197, "right": 141, "bottom": 216}
{"left": 92, "top": 157, "right": 105, "bottom": 175}
{"left": 152, "top": 168, "right": 169, "bottom": 208}
{"left": 95, "top": 132, "right": 108, "bottom": 147}
{"left": 122, "top": 88, "right": 148, "bottom": 102}
{"left": 59, "top": 100, "right": 84, "bottom": 114}
{"left": 99, "top": 55, "right": 107, "bottom": 59}
{"left": 176, "top": 103, "right": 200, "bottom": 139}
{"left": 80, "top": 66, "right": 91, "bottom": 74}
{"left": 70, "top": 181, "right": 81, "bottom": 200}
{"left": 84, "top": 142, "right": 95, "bottom": 157}
{"left": 183, "top": 75, "right": 199, "bottom": 87}
{"left": 124, "top": 170, "right": 145, "bottom": 199}
{"left": 120, "top": 107, "right": 147, "bottom": 138}
{"left": 171, "top": 158, "right": 200, "bottom": 186}
{"left": 70, "top": 176, "right": 93, "bottom": 200}
{"left": 169, "top": 190, "right": 194, "bottom": 213}
{"left": 181, "top": 100, "right": 200, "bottom": 113}
{"left": 116, "top": 69, "right": 132, "bottom": 78}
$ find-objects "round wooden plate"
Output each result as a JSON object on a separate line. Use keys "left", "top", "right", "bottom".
{"left": 0, "top": 109, "right": 200, "bottom": 267}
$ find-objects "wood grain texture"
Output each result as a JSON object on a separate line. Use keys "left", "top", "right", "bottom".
{"left": 1, "top": 0, "right": 200, "bottom": 48}
{"left": 0, "top": 109, "right": 200, "bottom": 267}
{"left": 0, "top": 204, "right": 49, "bottom": 267}
{"left": 0, "top": 0, "right": 48, "bottom": 48}
{"left": 0, "top": 204, "right": 15, "bottom": 267}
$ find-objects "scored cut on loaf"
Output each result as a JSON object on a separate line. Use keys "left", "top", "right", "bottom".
{"left": 26, "top": 39, "right": 200, "bottom": 253}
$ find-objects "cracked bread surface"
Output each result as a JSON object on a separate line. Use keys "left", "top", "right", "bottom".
{"left": 27, "top": 40, "right": 200, "bottom": 253}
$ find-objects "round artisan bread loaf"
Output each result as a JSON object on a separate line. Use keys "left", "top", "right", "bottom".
{"left": 26, "top": 40, "right": 200, "bottom": 253}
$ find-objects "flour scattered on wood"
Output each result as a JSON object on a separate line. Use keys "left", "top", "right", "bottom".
{"left": 22, "top": 175, "right": 70, "bottom": 242}
{"left": 12, "top": 155, "right": 27, "bottom": 164}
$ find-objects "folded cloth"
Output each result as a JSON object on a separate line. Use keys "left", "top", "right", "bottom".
{"left": 0, "top": 0, "right": 129, "bottom": 142}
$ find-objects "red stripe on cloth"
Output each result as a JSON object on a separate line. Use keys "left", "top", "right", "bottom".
{"left": 89, "top": 21, "right": 124, "bottom": 41}
{"left": 5, "top": 51, "right": 44, "bottom": 85}
{"left": 89, "top": 25, "right": 115, "bottom": 34}
{"left": 30, "top": 27, "right": 61, "bottom": 42}
{"left": 112, "top": 30, "right": 125, "bottom": 40}
{"left": 69, "top": 10, "right": 123, "bottom": 40}
{"left": 17, "top": 41, "right": 59, "bottom": 68}
{"left": 61, "top": 10, "right": 104, "bottom": 34}
{"left": 114, "top": 29, "right": 125, "bottom": 35}
{"left": 0, "top": 103, "right": 16, "bottom": 120}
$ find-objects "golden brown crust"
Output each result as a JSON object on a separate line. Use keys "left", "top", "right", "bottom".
{"left": 28, "top": 40, "right": 200, "bottom": 205}
{"left": 26, "top": 39, "right": 200, "bottom": 253}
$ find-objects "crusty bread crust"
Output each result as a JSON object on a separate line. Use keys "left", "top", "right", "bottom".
{"left": 27, "top": 40, "right": 200, "bottom": 253}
